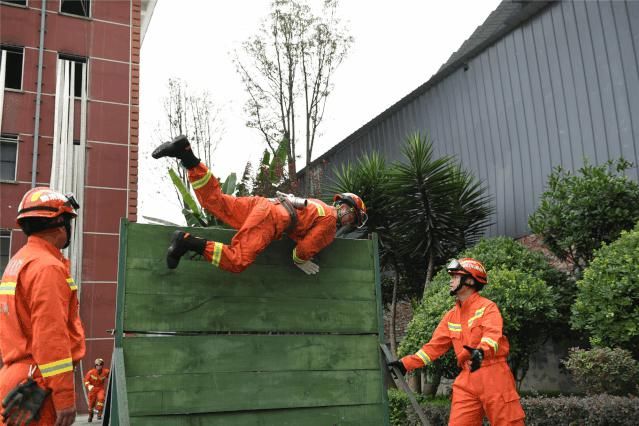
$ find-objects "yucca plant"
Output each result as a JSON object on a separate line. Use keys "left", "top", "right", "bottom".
{"left": 388, "top": 132, "right": 492, "bottom": 298}
{"left": 329, "top": 152, "right": 406, "bottom": 354}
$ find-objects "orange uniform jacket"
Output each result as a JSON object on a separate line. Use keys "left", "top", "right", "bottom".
{"left": 402, "top": 292, "right": 509, "bottom": 371}
{"left": 0, "top": 236, "right": 86, "bottom": 412}
{"left": 400, "top": 292, "right": 525, "bottom": 425}
{"left": 84, "top": 368, "right": 109, "bottom": 390}
{"left": 189, "top": 163, "right": 337, "bottom": 272}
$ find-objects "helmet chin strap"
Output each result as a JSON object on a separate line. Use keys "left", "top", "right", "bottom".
{"left": 449, "top": 276, "right": 471, "bottom": 296}
{"left": 62, "top": 215, "right": 73, "bottom": 249}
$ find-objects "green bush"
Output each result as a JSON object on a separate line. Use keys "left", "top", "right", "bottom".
{"left": 399, "top": 267, "right": 558, "bottom": 384}
{"left": 571, "top": 226, "right": 639, "bottom": 355}
{"left": 562, "top": 347, "right": 639, "bottom": 396}
{"left": 391, "top": 391, "right": 639, "bottom": 426}
{"left": 388, "top": 388, "right": 411, "bottom": 426}
{"left": 521, "top": 394, "right": 639, "bottom": 426}
{"left": 462, "top": 237, "right": 570, "bottom": 322}
{"left": 528, "top": 159, "right": 639, "bottom": 275}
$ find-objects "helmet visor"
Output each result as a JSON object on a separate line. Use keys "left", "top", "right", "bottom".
{"left": 447, "top": 259, "right": 468, "bottom": 275}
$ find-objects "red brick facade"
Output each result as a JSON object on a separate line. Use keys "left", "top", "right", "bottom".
{"left": 0, "top": 0, "right": 145, "bottom": 411}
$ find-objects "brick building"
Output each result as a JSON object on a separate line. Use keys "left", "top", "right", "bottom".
{"left": 0, "top": 0, "right": 155, "bottom": 410}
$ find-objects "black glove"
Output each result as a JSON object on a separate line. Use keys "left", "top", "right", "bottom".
{"left": 1, "top": 378, "right": 51, "bottom": 426}
{"left": 463, "top": 345, "right": 484, "bottom": 372}
{"left": 387, "top": 360, "right": 407, "bottom": 376}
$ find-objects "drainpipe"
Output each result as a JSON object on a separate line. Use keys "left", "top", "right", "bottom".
{"left": 32, "top": 0, "right": 47, "bottom": 188}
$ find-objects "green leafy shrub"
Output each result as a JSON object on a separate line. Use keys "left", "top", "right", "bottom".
{"left": 462, "top": 237, "right": 570, "bottom": 322}
{"left": 388, "top": 388, "right": 411, "bottom": 426}
{"left": 571, "top": 226, "right": 639, "bottom": 355}
{"left": 521, "top": 394, "right": 639, "bottom": 426}
{"left": 562, "top": 347, "right": 639, "bottom": 396}
{"left": 400, "top": 267, "right": 558, "bottom": 384}
{"left": 528, "top": 159, "right": 639, "bottom": 275}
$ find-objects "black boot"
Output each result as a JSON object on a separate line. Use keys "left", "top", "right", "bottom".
{"left": 151, "top": 135, "right": 200, "bottom": 168}
{"left": 88, "top": 411, "right": 93, "bottom": 422}
{"left": 167, "top": 231, "right": 207, "bottom": 269}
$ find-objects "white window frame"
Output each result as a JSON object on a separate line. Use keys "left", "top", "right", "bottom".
{"left": 0, "top": 1, "right": 28, "bottom": 8}
{"left": 58, "top": 54, "right": 88, "bottom": 100}
{"left": 0, "top": 134, "right": 19, "bottom": 182}
{"left": 1, "top": 46, "right": 25, "bottom": 92}
{"left": 0, "top": 229, "right": 11, "bottom": 275}
{"left": 59, "top": 0, "right": 91, "bottom": 19}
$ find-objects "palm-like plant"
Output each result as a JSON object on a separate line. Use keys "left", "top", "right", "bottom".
{"left": 328, "top": 152, "right": 406, "bottom": 354}
{"left": 390, "top": 133, "right": 493, "bottom": 297}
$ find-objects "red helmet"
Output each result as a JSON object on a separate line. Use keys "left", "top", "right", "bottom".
{"left": 333, "top": 192, "right": 367, "bottom": 227}
{"left": 447, "top": 257, "right": 487, "bottom": 285}
{"left": 16, "top": 187, "right": 78, "bottom": 224}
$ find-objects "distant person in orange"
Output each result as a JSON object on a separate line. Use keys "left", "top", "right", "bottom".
{"left": 151, "top": 135, "right": 367, "bottom": 274}
{"left": 388, "top": 258, "right": 525, "bottom": 426}
{"left": 0, "top": 188, "right": 85, "bottom": 426}
{"left": 84, "top": 358, "right": 109, "bottom": 422}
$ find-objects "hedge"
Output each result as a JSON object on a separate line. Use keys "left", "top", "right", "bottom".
{"left": 389, "top": 390, "right": 639, "bottom": 426}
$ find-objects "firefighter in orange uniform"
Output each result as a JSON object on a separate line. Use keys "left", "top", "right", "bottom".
{"left": 0, "top": 188, "right": 85, "bottom": 426}
{"left": 152, "top": 135, "right": 367, "bottom": 274}
{"left": 84, "top": 358, "right": 109, "bottom": 422}
{"left": 388, "top": 258, "right": 525, "bottom": 426}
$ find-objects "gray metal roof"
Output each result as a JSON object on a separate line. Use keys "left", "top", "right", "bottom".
{"left": 299, "top": 0, "right": 554, "bottom": 176}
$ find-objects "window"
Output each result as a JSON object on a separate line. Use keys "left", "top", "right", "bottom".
{"left": 1, "top": 46, "right": 24, "bottom": 90}
{"left": 0, "top": 134, "right": 18, "bottom": 181}
{"left": 58, "top": 55, "right": 86, "bottom": 98}
{"left": 60, "top": 0, "right": 90, "bottom": 18}
{"left": 1, "top": 1, "right": 27, "bottom": 6}
{"left": 0, "top": 230, "right": 10, "bottom": 275}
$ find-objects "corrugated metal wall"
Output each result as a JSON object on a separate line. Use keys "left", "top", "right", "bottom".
{"left": 305, "top": 0, "right": 639, "bottom": 237}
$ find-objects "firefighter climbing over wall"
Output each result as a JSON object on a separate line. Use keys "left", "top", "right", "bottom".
{"left": 151, "top": 135, "right": 367, "bottom": 274}
{"left": 388, "top": 258, "right": 526, "bottom": 426}
{"left": 84, "top": 358, "right": 110, "bottom": 422}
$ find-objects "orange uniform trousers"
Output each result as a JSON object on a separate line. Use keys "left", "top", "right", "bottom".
{"left": 449, "top": 360, "right": 524, "bottom": 425}
{"left": 0, "top": 362, "right": 56, "bottom": 425}
{"left": 188, "top": 163, "right": 335, "bottom": 273}
{"left": 87, "top": 388, "right": 105, "bottom": 414}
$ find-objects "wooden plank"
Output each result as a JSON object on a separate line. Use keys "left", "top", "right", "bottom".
{"left": 122, "top": 335, "right": 379, "bottom": 376}
{"left": 129, "top": 404, "right": 386, "bottom": 426}
{"left": 123, "top": 293, "right": 378, "bottom": 333}
{"left": 124, "top": 223, "right": 373, "bottom": 270}
{"left": 115, "top": 219, "right": 129, "bottom": 347}
{"left": 124, "top": 260, "right": 376, "bottom": 300}
{"left": 372, "top": 234, "right": 391, "bottom": 426}
{"left": 113, "top": 347, "right": 131, "bottom": 426}
{"left": 126, "top": 370, "right": 382, "bottom": 416}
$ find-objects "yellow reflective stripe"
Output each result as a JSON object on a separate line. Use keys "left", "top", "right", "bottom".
{"left": 91, "top": 375, "right": 98, "bottom": 380}
{"left": 447, "top": 322, "right": 462, "bottom": 332}
{"left": 66, "top": 277, "right": 77, "bottom": 291}
{"left": 481, "top": 337, "right": 499, "bottom": 354}
{"left": 40, "top": 357, "right": 73, "bottom": 378}
{"left": 468, "top": 306, "right": 486, "bottom": 326}
{"left": 308, "top": 200, "right": 325, "bottom": 216}
{"left": 211, "top": 242, "right": 223, "bottom": 267}
{"left": 0, "top": 281, "right": 17, "bottom": 295}
{"left": 292, "top": 248, "right": 305, "bottom": 264}
{"left": 191, "top": 171, "right": 212, "bottom": 190}
{"left": 416, "top": 349, "right": 431, "bottom": 365}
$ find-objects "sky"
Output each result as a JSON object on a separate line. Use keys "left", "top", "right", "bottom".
{"left": 138, "top": 0, "right": 502, "bottom": 224}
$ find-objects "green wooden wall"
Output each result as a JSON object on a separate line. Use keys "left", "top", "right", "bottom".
{"left": 111, "top": 221, "right": 389, "bottom": 425}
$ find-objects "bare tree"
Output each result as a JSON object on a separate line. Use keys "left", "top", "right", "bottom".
{"left": 157, "top": 78, "right": 224, "bottom": 209}
{"left": 234, "top": 0, "right": 352, "bottom": 189}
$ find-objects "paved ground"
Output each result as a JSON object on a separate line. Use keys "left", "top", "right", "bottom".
{"left": 73, "top": 414, "right": 100, "bottom": 425}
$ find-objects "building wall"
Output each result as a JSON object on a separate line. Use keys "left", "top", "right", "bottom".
{"left": 0, "top": 0, "right": 141, "bottom": 411}
{"left": 303, "top": 0, "right": 639, "bottom": 238}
